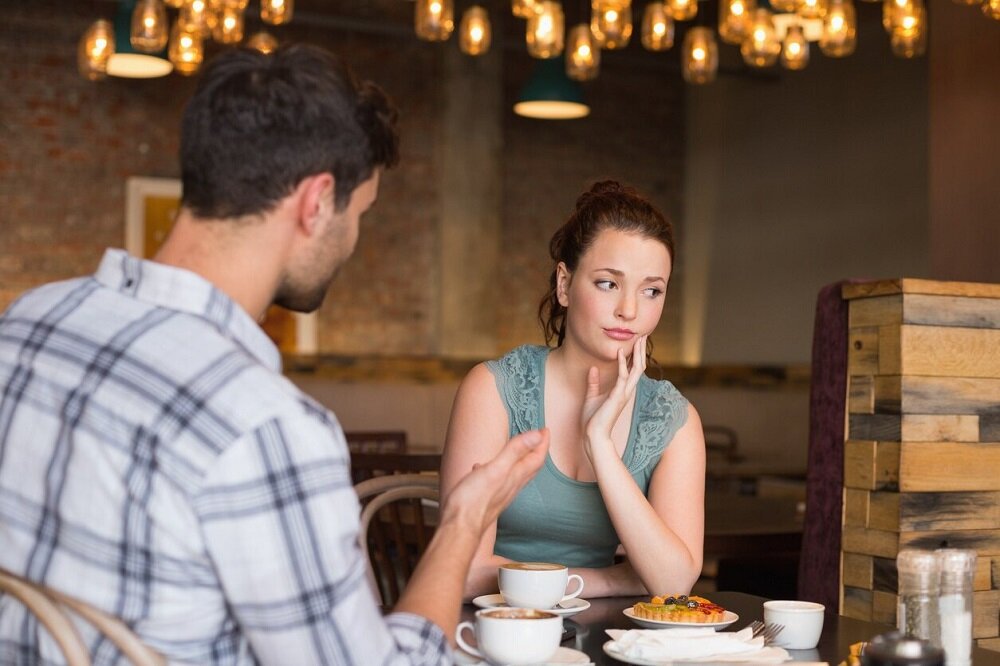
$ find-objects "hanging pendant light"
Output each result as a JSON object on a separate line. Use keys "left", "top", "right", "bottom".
{"left": 180, "top": 0, "right": 211, "bottom": 35}
{"left": 227, "top": 0, "right": 250, "bottom": 8}
{"left": 771, "top": 0, "right": 799, "bottom": 13}
{"left": 780, "top": 21, "right": 809, "bottom": 68}
{"left": 982, "top": 0, "right": 1000, "bottom": 19}
{"left": 416, "top": 0, "right": 455, "bottom": 40}
{"left": 515, "top": 56, "right": 589, "bottom": 119}
{"left": 890, "top": 0, "right": 926, "bottom": 57}
{"left": 719, "top": 0, "right": 755, "bottom": 45}
{"left": 212, "top": 4, "right": 245, "bottom": 43}
{"left": 741, "top": 8, "right": 780, "bottom": 67}
{"left": 107, "top": 0, "right": 173, "bottom": 78}
{"left": 819, "top": 0, "right": 856, "bottom": 55}
{"left": 591, "top": 0, "right": 633, "bottom": 49}
{"left": 78, "top": 19, "right": 115, "bottom": 81}
{"left": 247, "top": 30, "right": 279, "bottom": 53}
{"left": 261, "top": 0, "right": 294, "bottom": 25}
{"left": 682, "top": 26, "right": 718, "bottom": 84}
{"left": 668, "top": 0, "right": 698, "bottom": 20}
{"left": 642, "top": 2, "right": 674, "bottom": 50}
{"left": 566, "top": 23, "right": 600, "bottom": 79}
{"left": 527, "top": 1, "right": 565, "bottom": 57}
{"left": 130, "top": 0, "right": 169, "bottom": 52}
{"left": 169, "top": 20, "right": 204, "bottom": 75}
{"left": 459, "top": 6, "right": 492, "bottom": 54}
{"left": 798, "top": 0, "right": 828, "bottom": 19}
{"left": 512, "top": 0, "right": 540, "bottom": 17}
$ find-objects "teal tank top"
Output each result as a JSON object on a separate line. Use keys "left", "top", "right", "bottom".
{"left": 487, "top": 345, "right": 690, "bottom": 569}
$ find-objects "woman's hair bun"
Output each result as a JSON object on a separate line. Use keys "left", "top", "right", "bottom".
{"left": 575, "top": 179, "right": 636, "bottom": 209}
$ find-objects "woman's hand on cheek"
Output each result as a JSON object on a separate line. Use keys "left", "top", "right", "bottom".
{"left": 581, "top": 335, "right": 647, "bottom": 464}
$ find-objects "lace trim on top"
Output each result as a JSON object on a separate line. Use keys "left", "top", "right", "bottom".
{"left": 487, "top": 345, "right": 689, "bottom": 475}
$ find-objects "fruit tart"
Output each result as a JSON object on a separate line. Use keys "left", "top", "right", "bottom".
{"left": 631, "top": 594, "right": 728, "bottom": 622}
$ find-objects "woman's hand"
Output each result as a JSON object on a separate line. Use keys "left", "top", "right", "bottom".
{"left": 581, "top": 335, "right": 647, "bottom": 464}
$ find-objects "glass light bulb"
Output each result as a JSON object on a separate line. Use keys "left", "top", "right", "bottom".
{"left": 416, "top": 0, "right": 454, "bottom": 40}
{"left": 131, "top": 0, "right": 169, "bottom": 52}
{"left": 819, "top": 0, "right": 856, "bottom": 56}
{"left": 780, "top": 22, "right": 809, "bottom": 69}
{"left": 982, "top": 0, "right": 1000, "bottom": 19}
{"left": 740, "top": 8, "right": 780, "bottom": 67}
{"left": 566, "top": 23, "right": 600, "bottom": 79}
{"left": 261, "top": 0, "right": 294, "bottom": 25}
{"left": 247, "top": 30, "right": 278, "bottom": 53}
{"left": 169, "top": 21, "right": 204, "bottom": 75}
{"left": 591, "top": 0, "right": 633, "bottom": 48}
{"left": 78, "top": 19, "right": 115, "bottom": 81}
{"left": 512, "top": 0, "right": 539, "bottom": 17}
{"left": 527, "top": 1, "right": 565, "bottom": 56}
{"left": 682, "top": 26, "right": 718, "bottom": 84}
{"left": 719, "top": 0, "right": 756, "bottom": 44}
{"left": 641, "top": 2, "right": 674, "bottom": 50}
{"left": 890, "top": 0, "right": 926, "bottom": 56}
{"left": 668, "top": 0, "right": 698, "bottom": 20}
{"left": 180, "top": 0, "right": 211, "bottom": 35}
{"left": 212, "top": 5, "right": 245, "bottom": 43}
{"left": 459, "top": 6, "right": 492, "bottom": 55}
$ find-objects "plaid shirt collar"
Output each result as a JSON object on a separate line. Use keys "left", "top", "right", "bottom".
{"left": 94, "top": 249, "right": 282, "bottom": 372}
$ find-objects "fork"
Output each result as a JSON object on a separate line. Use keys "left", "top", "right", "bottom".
{"left": 748, "top": 620, "right": 785, "bottom": 645}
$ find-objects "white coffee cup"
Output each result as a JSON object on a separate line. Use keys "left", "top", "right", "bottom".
{"left": 763, "top": 600, "right": 826, "bottom": 650}
{"left": 498, "top": 562, "right": 584, "bottom": 610}
{"left": 456, "top": 608, "right": 562, "bottom": 665}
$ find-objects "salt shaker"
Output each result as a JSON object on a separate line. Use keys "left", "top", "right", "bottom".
{"left": 896, "top": 549, "right": 940, "bottom": 645}
{"left": 936, "top": 548, "right": 976, "bottom": 666}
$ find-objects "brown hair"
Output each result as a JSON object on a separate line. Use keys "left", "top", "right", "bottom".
{"left": 538, "top": 180, "right": 676, "bottom": 348}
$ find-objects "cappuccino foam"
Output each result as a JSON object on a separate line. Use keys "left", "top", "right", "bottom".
{"left": 483, "top": 609, "right": 557, "bottom": 620}
{"left": 501, "top": 562, "right": 564, "bottom": 571}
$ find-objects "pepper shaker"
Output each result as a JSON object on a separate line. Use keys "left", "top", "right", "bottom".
{"left": 896, "top": 549, "right": 941, "bottom": 646}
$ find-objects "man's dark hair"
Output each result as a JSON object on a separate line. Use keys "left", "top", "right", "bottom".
{"left": 180, "top": 44, "right": 399, "bottom": 217}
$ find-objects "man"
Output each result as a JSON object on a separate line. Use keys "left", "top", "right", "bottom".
{"left": 0, "top": 45, "right": 548, "bottom": 664}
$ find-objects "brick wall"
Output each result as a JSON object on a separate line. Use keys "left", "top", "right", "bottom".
{"left": 0, "top": 0, "right": 685, "bottom": 361}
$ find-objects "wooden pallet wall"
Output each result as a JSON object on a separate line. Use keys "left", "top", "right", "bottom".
{"left": 839, "top": 279, "right": 1000, "bottom": 652}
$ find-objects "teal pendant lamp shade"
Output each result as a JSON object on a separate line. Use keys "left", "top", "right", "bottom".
{"left": 514, "top": 57, "right": 590, "bottom": 119}
{"left": 107, "top": 0, "right": 173, "bottom": 78}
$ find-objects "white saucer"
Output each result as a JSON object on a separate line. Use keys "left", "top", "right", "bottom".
{"left": 622, "top": 607, "right": 739, "bottom": 630}
{"left": 472, "top": 594, "right": 591, "bottom": 617}
{"left": 454, "top": 645, "right": 590, "bottom": 665}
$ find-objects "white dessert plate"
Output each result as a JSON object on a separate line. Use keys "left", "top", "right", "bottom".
{"left": 472, "top": 594, "right": 591, "bottom": 617}
{"left": 621, "top": 607, "right": 739, "bottom": 630}
{"left": 454, "top": 645, "right": 591, "bottom": 665}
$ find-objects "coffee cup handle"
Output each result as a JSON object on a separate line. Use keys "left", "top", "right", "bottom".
{"left": 455, "top": 621, "right": 482, "bottom": 659}
{"left": 561, "top": 574, "right": 585, "bottom": 602}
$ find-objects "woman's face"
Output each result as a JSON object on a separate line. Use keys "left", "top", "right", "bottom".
{"left": 557, "top": 228, "right": 672, "bottom": 362}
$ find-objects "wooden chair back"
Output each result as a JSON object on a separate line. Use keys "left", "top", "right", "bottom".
{"left": 355, "top": 474, "right": 440, "bottom": 608}
{"left": 0, "top": 568, "right": 166, "bottom": 666}
{"left": 344, "top": 430, "right": 407, "bottom": 454}
{"left": 350, "top": 451, "right": 442, "bottom": 484}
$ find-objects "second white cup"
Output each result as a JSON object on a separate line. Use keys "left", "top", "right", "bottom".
{"left": 763, "top": 600, "right": 826, "bottom": 650}
{"left": 498, "top": 562, "right": 584, "bottom": 609}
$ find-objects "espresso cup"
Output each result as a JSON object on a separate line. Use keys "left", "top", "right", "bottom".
{"left": 456, "top": 608, "right": 562, "bottom": 665}
{"left": 498, "top": 562, "right": 584, "bottom": 610}
{"left": 763, "top": 600, "right": 826, "bottom": 650}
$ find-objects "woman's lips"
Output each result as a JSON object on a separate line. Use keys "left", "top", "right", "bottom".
{"left": 603, "top": 328, "right": 636, "bottom": 341}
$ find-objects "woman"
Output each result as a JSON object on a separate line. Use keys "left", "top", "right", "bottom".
{"left": 440, "top": 181, "right": 706, "bottom": 600}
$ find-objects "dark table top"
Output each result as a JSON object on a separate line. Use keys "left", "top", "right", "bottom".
{"left": 462, "top": 590, "right": 1000, "bottom": 665}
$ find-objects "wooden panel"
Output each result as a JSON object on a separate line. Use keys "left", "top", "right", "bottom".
{"left": 850, "top": 415, "right": 901, "bottom": 441}
{"left": 905, "top": 294, "right": 1000, "bottom": 329}
{"left": 974, "top": 590, "right": 1000, "bottom": 639}
{"left": 872, "top": 590, "right": 898, "bottom": 625}
{"left": 873, "top": 376, "right": 902, "bottom": 414}
{"left": 878, "top": 325, "right": 902, "bottom": 376}
{"left": 873, "top": 557, "right": 898, "bottom": 592}
{"left": 993, "top": 558, "right": 1000, "bottom": 590}
{"left": 869, "top": 492, "right": 900, "bottom": 532}
{"left": 898, "top": 376, "right": 1000, "bottom": 416}
{"left": 844, "top": 489, "right": 870, "bottom": 527}
{"left": 844, "top": 440, "right": 900, "bottom": 491}
{"left": 975, "top": 556, "right": 993, "bottom": 592}
{"left": 983, "top": 414, "right": 1000, "bottom": 443}
{"left": 901, "top": 414, "right": 980, "bottom": 442}
{"left": 978, "top": 637, "right": 1000, "bottom": 653}
{"left": 842, "top": 526, "right": 899, "bottom": 558}
{"left": 900, "top": 325, "right": 1000, "bottom": 379}
{"left": 848, "top": 327, "right": 880, "bottom": 375}
{"left": 843, "top": 279, "right": 1000, "bottom": 300}
{"left": 842, "top": 586, "right": 873, "bottom": 621}
{"left": 842, "top": 552, "right": 873, "bottom": 588}
{"left": 849, "top": 295, "right": 902, "bottom": 328}
{"left": 898, "top": 492, "right": 1000, "bottom": 531}
{"left": 900, "top": 442, "right": 1000, "bottom": 492}
{"left": 849, "top": 375, "right": 875, "bottom": 415}
{"left": 899, "top": 530, "right": 1000, "bottom": 556}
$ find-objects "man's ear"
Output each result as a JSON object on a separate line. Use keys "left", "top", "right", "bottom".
{"left": 298, "top": 172, "right": 335, "bottom": 236}
{"left": 556, "top": 262, "right": 571, "bottom": 307}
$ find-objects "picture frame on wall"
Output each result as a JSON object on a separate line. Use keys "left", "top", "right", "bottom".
{"left": 124, "top": 176, "right": 318, "bottom": 355}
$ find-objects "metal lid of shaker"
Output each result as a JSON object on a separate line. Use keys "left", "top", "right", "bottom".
{"left": 862, "top": 631, "right": 945, "bottom": 666}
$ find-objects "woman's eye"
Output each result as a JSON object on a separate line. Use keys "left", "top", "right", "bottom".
{"left": 642, "top": 287, "right": 663, "bottom": 298}
{"left": 595, "top": 280, "right": 616, "bottom": 291}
